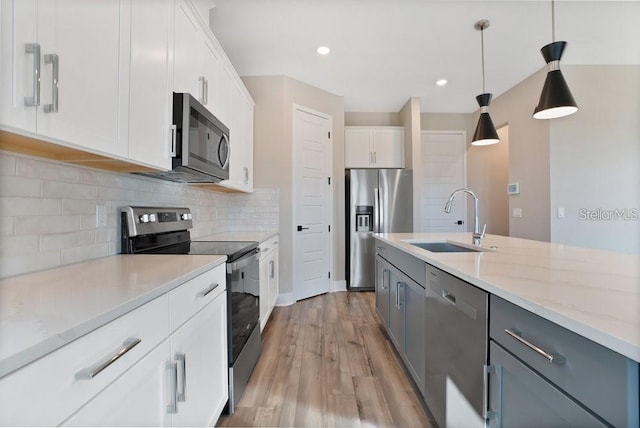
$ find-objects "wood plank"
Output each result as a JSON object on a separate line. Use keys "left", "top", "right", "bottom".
{"left": 353, "top": 376, "right": 394, "bottom": 427}
{"left": 293, "top": 355, "right": 327, "bottom": 427}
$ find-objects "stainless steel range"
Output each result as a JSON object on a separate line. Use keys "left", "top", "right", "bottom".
{"left": 120, "top": 206, "right": 261, "bottom": 414}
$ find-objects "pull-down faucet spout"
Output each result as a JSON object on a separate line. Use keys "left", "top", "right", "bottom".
{"left": 444, "top": 188, "right": 486, "bottom": 246}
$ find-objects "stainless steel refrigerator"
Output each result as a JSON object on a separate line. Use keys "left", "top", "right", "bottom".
{"left": 346, "top": 169, "right": 413, "bottom": 290}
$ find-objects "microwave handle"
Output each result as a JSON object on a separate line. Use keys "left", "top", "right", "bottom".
{"left": 219, "top": 133, "right": 230, "bottom": 169}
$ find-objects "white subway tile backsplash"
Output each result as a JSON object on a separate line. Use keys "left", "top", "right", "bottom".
{"left": 17, "top": 157, "right": 80, "bottom": 182}
{"left": 0, "top": 197, "right": 61, "bottom": 216}
{"left": 15, "top": 215, "right": 81, "bottom": 235}
{"left": 0, "top": 176, "right": 41, "bottom": 197}
{"left": 42, "top": 181, "right": 97, "bottom": 200}
{"left": 0, "top": 154, "right": 16, "bottom": 175}
{"left": 0, "top": 217, "right": 14, "bottom": 236}
{"left": 0, "top": 235, "right": 39, "bottom": 256}
{"left": 40, "top": 230, "right": 95, "bottom": 251}
{"left": 0, "top": 251, "right": 61, "bottom": 278}
{"left": 62, "top": 243, "right": 109, "bottom": 265}
{"left": 0, "top": 151, "right": 279, "bottom": 278}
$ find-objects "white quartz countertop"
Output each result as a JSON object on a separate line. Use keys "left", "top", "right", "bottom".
{"left": 375, "top": 232, "right": 640, "bottom": 363}
{"left": 195, "top": 230, "right": 278, "bottom": 244}
{"left": 0, "top": 254, "right": 226, "bottom": 378}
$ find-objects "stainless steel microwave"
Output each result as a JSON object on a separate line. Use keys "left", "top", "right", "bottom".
{"left": 138, "top": 93, "right": 230, "bottom": 183}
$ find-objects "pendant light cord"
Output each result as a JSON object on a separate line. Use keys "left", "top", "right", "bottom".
{"left": 480, "top": 25, "right": 486, "bottom": 93}
{"left": 551, "top": 0, "right": 556, "bottom": 42}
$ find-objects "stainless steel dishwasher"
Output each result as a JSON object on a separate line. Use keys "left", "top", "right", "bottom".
{"left": 424, "top": 263, "right": 488, "bottom": 428}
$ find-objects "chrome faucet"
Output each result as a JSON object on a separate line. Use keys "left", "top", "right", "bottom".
{"left": 444, "top": 188, "right": 486, "bottom": 246}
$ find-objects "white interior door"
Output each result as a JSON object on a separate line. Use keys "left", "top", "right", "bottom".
{"left": 420, "top": 131, "right": 466, "bottom": 232}
{"left": 292, "top": 106, "right": 332, "bottom": 301}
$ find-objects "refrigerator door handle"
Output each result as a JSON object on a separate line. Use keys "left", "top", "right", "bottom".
{"left": 374, "top": 187, "right": 380, "bottom": 232}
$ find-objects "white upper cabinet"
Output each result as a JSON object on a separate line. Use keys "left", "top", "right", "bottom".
{"left": 173, "top": 1, "right": 201, "bottom": 99}
{"left": 127, "top": 0, "right": 172, "bottom": 170}
{"left": 0, "top": 0, "right": 128, "bottom": 157}
{"left": 345, "top": 126, "right": 405, "bottom": 169}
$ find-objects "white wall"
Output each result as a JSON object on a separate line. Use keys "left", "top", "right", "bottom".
{"left": 550, "top": 65, "right": 640, "bottom": 254}
{"left": 0, "top": 151, "right": 279, "bottom": 278}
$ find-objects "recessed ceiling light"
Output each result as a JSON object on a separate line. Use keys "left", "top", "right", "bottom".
{"left": 317, "top": 46, "right": 331, "bottom": 55}
{"left": 436, "top": 79, "right": 448, "bottom": 86}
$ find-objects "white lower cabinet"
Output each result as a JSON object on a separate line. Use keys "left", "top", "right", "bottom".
{"left": 0, "top": 263, "right": 229, "bottom": 427}
{"left": 258, "top": 235, "right": 279, "bottom": 331}
{"left": 169, "top": 289, "right": 228, "bottom": 427}
{"left": 62, "top": 340, "right": 172, "bottom": 427}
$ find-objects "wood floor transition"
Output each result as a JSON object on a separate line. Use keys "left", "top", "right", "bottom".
{"left": 217, "top": 291, "right": 434, "bottom": 428}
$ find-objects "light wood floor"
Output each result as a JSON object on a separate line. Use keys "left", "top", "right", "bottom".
{"left": 217, "top": 291, "right": 434, "bottom": 428}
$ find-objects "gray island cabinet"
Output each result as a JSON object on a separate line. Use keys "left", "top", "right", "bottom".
{"left": 374, "top": 236, "right": 639, "bottom": 428}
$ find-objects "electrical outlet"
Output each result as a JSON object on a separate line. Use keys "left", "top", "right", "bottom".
{"left": 96, "top": 205, "right": 107, "bottom": 228}
{"left": 557, "top": 207, "right": 565, "bottom": 218}
{"left": 513, "top": 208, "right": 522, "bottom": 218}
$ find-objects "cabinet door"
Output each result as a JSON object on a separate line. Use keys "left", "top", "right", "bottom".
{"left": 259, "top": 256, "right": 269, "bottom": 332}
{"left": 375, "top": 256, "right": 390, "bottom": 328}
{"left": 36, "top": 0, "right": 127, "bottom": 157}
{"left": 403, "top": 275, "right": 425, "bottom": 396}
{"left": 0, "top": 0, "right": 37, "bottom": 132}
{"left": 488, "top": 341, "right": 606, "bottom": 428}
{"left": 344, "top": 128, "right": 373, "bottom": 168}
{"left": 200, "top": 36, "right": 220, "bottom": 116}
{"left": 216, "top": 63, "right": 233, "bottom": 128}
{"left": 62, "top": 340, "right": 171, "bottom": 427}
{"left": 170, "top": 292, "right": 228, "bottom": 427}
{"left": 220, "top": 83, "right": 252, "bottom": 191}
{"left": 387, "top": 265, "right": 404, "bottom": 351}
{"left": 173, "top": 0, "right": 200, "bottom": 98}
{"left": 372, "top": 128, "right": 404, "bottom": 168}
{"left": 128, "top": 0, "right": 172, "bottom": 169}
{"left": 268, "top": 248, "right": 278, "bottom": 310}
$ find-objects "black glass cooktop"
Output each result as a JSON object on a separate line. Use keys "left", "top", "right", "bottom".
{"left": 144, "top": 240, "right": 258, "bottom": 262}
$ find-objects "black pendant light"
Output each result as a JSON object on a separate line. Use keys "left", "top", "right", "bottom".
{"left": 533, "top": 0, "right": 578, "bottom": 119}
{"left": 471, "top": 20, "right": 499, "bottom": 146}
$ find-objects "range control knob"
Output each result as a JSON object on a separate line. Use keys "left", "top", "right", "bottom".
{"left": 148, "top": 213, "right": 157, "bottom": 222}
{"left": 181, "top": 213, "right": 191, "bottom": 221}
{"left": 139, "top": 214, "right": 150, "bottom": 223}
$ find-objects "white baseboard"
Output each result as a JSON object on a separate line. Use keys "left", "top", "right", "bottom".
{"left": 330, "top": 280, "right": 347, "bottom": 292}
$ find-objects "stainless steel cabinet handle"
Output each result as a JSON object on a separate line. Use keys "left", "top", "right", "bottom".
{"left": 166, "top": 361, "right": 178, "bottom": 414}
{"left": 199, "top": 76, "right": 206, "bottom": 103}
{"left": 43, "top": 54, "right": 59, "bottom": 113}
{"left": 204, "top": 79, "right": 209, "bottom": 105}
{"left": 244, "top": 166, "right": 249, "bottom": 184}
{"left": 396, "top": 282, "right": 405, "bottom": 309}
{"left": 381, "top": 268, "right": 389, "bottom": 290}
{"left": 374, "top": 151, "right": 377, "bottom": 163}
{"left": 75, "top": 337, "right": 141, "bottom": 380}
{"left": 175, "top": 353, "right": 186, "bottom": 402}
{"left": 269, "top": 260, "right": 275, "bottom": 278}
{"left": 504, "top": 329, "right": 566, "bottom": 365}
{"left": 198, "top": 282, "right": 219, "bottom": 298}
{"left": 483, "top": 364, "right": 501, "bottom": 421}
{"left": 24, "top": 43, "right": 41, "bottom": 106}
{"left": 170, "top": 124, "right": 177, "bottom": 156}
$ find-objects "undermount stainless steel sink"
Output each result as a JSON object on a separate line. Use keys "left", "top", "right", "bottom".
{"left": 410, "top": 242, "right": 482, "bottom": 253}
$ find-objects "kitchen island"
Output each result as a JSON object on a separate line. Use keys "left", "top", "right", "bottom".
{"left": 375, "top": 232, "right": 639, "bottom": 427}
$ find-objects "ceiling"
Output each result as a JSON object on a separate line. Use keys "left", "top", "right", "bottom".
{"left": 210, "top": 1, "right": 640, "bottom": 113}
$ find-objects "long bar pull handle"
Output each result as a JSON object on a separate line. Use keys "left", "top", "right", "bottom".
{"left": 43, "top": 54, "right": 59, "bottom": 113}
{"left": 166, "top": 361, "right": 178, "bottom": 414}
{"left": 381, "top": 268, "right": 388, "bottom": 290}
{"left": 199, "top": 76, "right": 206, "bottom": 104}
{"left": 373, "top": 187, "right": 380, "bottom": 233}
{"left": 24, "top": 43, "right": 41, "bottom": 106}
{"left": 204, "top": 79, "right": 209, "bottom": 105}
{"left": 198, "top": 282, "right": 219, "bottom": 298}
{"left": 170, "top": 124, "right": 177, "bottom": 156}
{"left": 504, "top": 329, "right": 566, "bottom": 365}
{"left": 175, "top": 353, "right": 186, "bottom": 402}
{"left": 483, "top": 364, "right": 501, "bottom": 422}
{"left": 75, "top": 337, "right": 141, "bottom": 380}
{"left": 269, "top": 260, "right": 275, "bottom": 278}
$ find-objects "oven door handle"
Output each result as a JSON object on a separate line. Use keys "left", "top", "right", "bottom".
{"left": 227, "top": 249, "right": 259, "bottom": 273}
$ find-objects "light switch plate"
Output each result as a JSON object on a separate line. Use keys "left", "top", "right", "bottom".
{"left": 96, "top": 205, "right": 107, "bottom": 228}
{"left": 513, "top": 207, "right": 522, "bottom": 218}
{"left": 557, "top": 207, "right": 565, "bottom": 218}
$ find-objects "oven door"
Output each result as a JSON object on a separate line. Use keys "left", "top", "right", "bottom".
{"left": 227, "top": 250, "right": 260, "bottom": 364}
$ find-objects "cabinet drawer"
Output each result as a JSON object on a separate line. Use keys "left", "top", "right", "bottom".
{"left": 259, "top": 235, "right": 279, "bottom": 260}
{"left": 0, "top": 295, "right": 169, "bottom": 426}
{"left": 490, "top": 295, "right": 639, "bottom": 428}
{"left": 169, "top": 264, "right": 226, "bottom": 332}
{"left": 380, "top": 242, "right": 425, "bottom": 286}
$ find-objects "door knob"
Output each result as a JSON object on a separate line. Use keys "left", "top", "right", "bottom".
{"left": 297, "top": 225, "right": 309, "bottom": 231}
